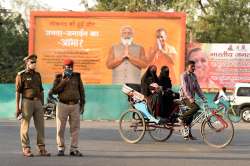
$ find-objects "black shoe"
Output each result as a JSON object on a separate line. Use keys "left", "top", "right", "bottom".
{"left": 188, "top": 134, "right": 198, "bottom": 140}
{"left": 70, "top": 150, "right": 83, "bottom": 157}
{"left": 57, "top": 150, "right": 64, "bottom": 156}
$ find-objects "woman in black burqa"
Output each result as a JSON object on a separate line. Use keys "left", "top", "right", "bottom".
{"left": 158, "top": 66, "right": 179, "bottom": 119}
{"left": 141, "top": 65, "right": 161, "bottom": 117}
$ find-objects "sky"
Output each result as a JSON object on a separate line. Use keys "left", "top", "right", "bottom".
{"left": 0, "top": 0, "right": 97, "bottom": 26}
{"left": 41, "top": 0, "right": 97, "bottom": 11}
{"left": 1, "top": 0, "right": 97, "bottom": 11}
{"left": 42, "top": 0, "right": 85, "bottom": 11}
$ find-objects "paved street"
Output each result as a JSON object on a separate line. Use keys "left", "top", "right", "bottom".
{"left": 0, "top": 120, "right": 250, "bottom": 166}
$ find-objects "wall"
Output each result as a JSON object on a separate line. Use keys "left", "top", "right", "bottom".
{"left": 0, "top": 84, "right": 129, "bottom": 120}
{"left": 0, "top": 84, "right": 217, "bottom": 120}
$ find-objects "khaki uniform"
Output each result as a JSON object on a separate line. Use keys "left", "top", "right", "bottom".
{"left": 49, "top": 72, "right": 85, "bottom": 152}
{"left": 16, "top": 69, "right": 45, "bottom": 149}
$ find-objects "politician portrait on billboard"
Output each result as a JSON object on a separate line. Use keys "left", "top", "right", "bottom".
{"left": 29, "top": 12, "right": 186, "bottom": 85}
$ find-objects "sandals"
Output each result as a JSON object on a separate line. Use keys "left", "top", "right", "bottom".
{"left": 70, "top": 150, "right": 83, "bottom": 157}
{"left": 23, "top": 148, "right": 34, "bottom": 157}
{"left": 38, "top": 149, "right": 51, "bottom": 156}
{"left": 38, "top": 146, "right": 51, "bottom": 156}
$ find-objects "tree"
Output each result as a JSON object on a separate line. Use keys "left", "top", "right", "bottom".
{"left": 81, "top": 0, "right": 250, "bottom": 43}
{"left": 0, "top": 0, "right": 50, "bottom": 83}
{"left": 0, "top": 7, "right": 28, "bottom": 83}
{"left": 8, "top": 0, "right": 50, "bottom": 26}
{"left": 81, "top": 0, "right": 171, "bottom": 11}
{"left": 194, "top": 0, "right": 250, "bottom": 43}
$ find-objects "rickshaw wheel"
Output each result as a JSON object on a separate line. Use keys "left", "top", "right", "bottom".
{"left": 119, "top": 109, "right": 146, "bottom": 144}
{"left": 148, "top": 124, "right": 173, "bottom": 142}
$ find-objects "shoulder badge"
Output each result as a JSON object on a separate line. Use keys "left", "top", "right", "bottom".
{"left": 17, "top": 70, "right": 25, "bottom": 76}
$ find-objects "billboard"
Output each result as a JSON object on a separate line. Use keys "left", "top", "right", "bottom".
{"left": 29, "top": 12, "right": 186, "bottom": 84}
{"left": 187, "top": 43, "right": 250, "bottom": 89}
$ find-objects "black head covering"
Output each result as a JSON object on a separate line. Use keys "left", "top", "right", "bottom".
{"left": 159, "top": 66, "right": 172, "bottom": 90}
{"left": 141, "top": 65, "right": 159, "bottom": 96}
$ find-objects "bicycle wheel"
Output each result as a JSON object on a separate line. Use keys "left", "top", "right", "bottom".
{"left": 201, "top": 115, "right": 234, "bottom": 148}
{"left": 227, "top": 108, "right": 241, "bottom": 123}
{"left": 119, "top": 109, "right": 146, "bottom": 144}
{"left": 148, "top": 124, "right": 173, "bottom": 142}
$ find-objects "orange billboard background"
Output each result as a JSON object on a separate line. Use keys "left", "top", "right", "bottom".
{"left": 29, "top": 12, "right": 186, "bottom": 84}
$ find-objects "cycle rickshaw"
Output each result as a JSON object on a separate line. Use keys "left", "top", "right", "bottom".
{"left": 118, "top": 84, "right": 234, "bottom": 148}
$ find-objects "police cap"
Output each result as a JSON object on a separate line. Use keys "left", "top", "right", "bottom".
{"left": 63, "top": 59, "right": 74, "bottom": 66}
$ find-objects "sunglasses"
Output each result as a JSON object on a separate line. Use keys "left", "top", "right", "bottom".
{"left": 30, "top": 61, "right": 36, "bottom": 64}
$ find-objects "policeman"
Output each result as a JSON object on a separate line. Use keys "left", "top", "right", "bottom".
{"left": 49, "top": 59, "right": 85, "bottom": 156}
{"left": 16, "top": 54, "right": 50, "bottom": 157}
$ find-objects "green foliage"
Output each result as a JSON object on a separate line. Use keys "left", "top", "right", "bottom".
{"left": 194, "top": 0, "right": 250, "bottom": 43}
{"left": 83, "top": 0, "right": 170, "bottom": 11}
{"left": 82, "top": 0, "right": 250, "bottom": 43}
{"left": 0, "top": 9, "right": 28, "bottom": 83}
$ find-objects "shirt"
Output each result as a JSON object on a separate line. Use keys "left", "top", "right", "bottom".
{"left": 180, "top": 71, "right": 205, "bottom": 100}
{"left": 49, "top": 72, "right": 85, "bottom": 105}
{"left": 16, "top": 69, "right": 43, "bottom": 99}
{"left": 111, "top": 43, "right": 143, "bottom": 84}
{"left": 214, "top": 90, "right": 229, "bottom": 104}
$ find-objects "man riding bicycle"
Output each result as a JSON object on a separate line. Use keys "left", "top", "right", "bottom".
{"left": 179, "top": 60, "right": 207, "bottom": 140}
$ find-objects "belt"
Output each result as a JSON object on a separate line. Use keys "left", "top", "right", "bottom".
{"left": 59, "top": 100, "right": 79, "bottom": 105}
{"left": 23, "top": 97, "right": 40, "bottom": 101}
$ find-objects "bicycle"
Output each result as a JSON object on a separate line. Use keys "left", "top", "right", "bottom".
{"left": 119, "top": 84, "right": 235, "bottom": 148}
{"left": 43, "top": 95, "right": 58, "bottom": 120}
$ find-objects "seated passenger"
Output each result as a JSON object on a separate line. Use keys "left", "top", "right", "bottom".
{"left": 141, "top": 65, "right": 161, "bottom": 117}
{"left": 158, "top": 66, "right": 179, "bottom": 119}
